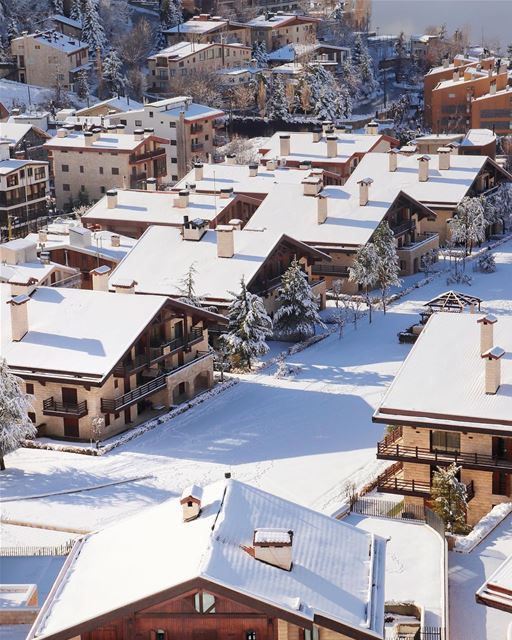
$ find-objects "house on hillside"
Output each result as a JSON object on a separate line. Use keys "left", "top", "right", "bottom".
{"left": 373, "top": 312, "right": 512, "bottom": 526}
{"left": 25, "top": 479, "right": 387, "bottom": 640}
{"left": 0, "top": 122, "right": 51, "bottom": 161}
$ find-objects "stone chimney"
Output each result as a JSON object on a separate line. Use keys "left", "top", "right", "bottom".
{"left": 90, "top": 265, "right": 111, "bottom": 292}
{"left": 322, "top": 120, "right": 333, "bottom": 135}
{"left": 253, "top": 528, "right": 293, "bottom": 571}
{"left": 194, "top": 162, "right": 204, "bottom": 181}
{"left": 317, "top": 194, "right": 327, "bottom": 224}
{"left": 106, "top": 190, "right": 118, "bottom": 209}
{"left": 7, "top": 294, "right": 30, "bottom": 341}
{"left": 182, "top": 217, "right": 208, "bottom": 241}
{"left": 266, "top": 159, "right": 276, "bottom": 171}
{"left": 180, "top": 485, "right": 203, "bottom": 522}
{"left": 481, "top": 346, "right": 505, "bottom": 394}
{"left": 366, "top": 121, "right": 379, "bottom": 135}
{"left": 217, "top": 225, "right": 234, "bottom": 258}
{"left": 490, "top": 81, "right": 497, "bottom": 95}
{"left": 146, "top": 177, "right": 156, "bottom": 191}
{"left": 453, "top": 69, "right": 460, "bottom": 82}
{"left": 279, "top": 134, "right": 290, "bottom": 157}
{"left": 438, "top": 147, "right": 451, "bottom": 170}
{"left": 418, "top": 155, "right": 430, "bottom": 182}
{"left": 388, "top": 148, "right": 400, "bottom": 172}
{"left": 249, "top": 163, "right": 259, "bottom": 177}
{"left": 175, "top": 190, "right": 190, "bottom": 208}
{"left": 83, "top": 131, "right": 93, "bottom": 146}
{"left": 326, "top": 135, "right": 338, "bottom": 158}
{"left": 220, "top": 187, "right": 233, "bottom": 200}
{"left": 302, "top": 176, "right": 322, "bottom": 196}
{"left": 226, "top": 153, "right": 236, "bottom": 165}
{"left": 56, "top": 128, "right": 68, "bottom": 138}
{"left": 229, "top": 218, "right": 242, "bottom": 230}
{"left": 357, "top": 178, "right": 373, "bottom": 206}
{"left": 134, "top": 128, "right": 144, "bottom": 142}
{"left": 477, "top": 314, "right": 497, "bottom": 354}
{"left": 112, "top": 278, "right": 137, "bottom": 294}
{"left": 38, "top": 230, "right": 48, "bottom": 243}
{"left": 312, "top": 127, "right": 322, "bottom": 143}
{"left": 111, "top": 234, "right": 121, "bottom": 247}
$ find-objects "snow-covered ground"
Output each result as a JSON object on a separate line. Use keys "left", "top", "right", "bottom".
{"left": 1, "top": 242, "right": 511, "bottom": 637}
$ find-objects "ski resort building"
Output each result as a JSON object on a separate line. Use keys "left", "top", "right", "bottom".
{"left": 373, "top": 312, "right": 512, "bottom": 526}
{"left": 245, "top": 13, "right": 319, "bottom": 51}
{"left": 0, "top": 283, "right": 224, "bottom": 440}
{"left": 26, "top": 479, "right": 387, "bottom": 640}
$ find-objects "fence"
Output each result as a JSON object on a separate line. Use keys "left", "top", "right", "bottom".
{"left": 0, "top": 541, "right": 75, "bottom": 557}
{"left": 351, "top": 496, "right": 426, "bottom": 521}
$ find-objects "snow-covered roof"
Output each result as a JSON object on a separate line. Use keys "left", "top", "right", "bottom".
{"left": 476, "top": 554, "right": 512, "bottom": 612}
{"left": 109, "top": 99, "right": 224, "bottom": 124}
{"left": 0, "top": 158, "right": 47, "bottom": 175}
{"left": 472, "top": 87, "right": 512, "bottom": 102}
{"left": 259, "top": 131, "right": 390, "bottom": 164}
{"left": 52, "top": 14, "right": 82, "bottom": 29}
{"left": 461, "top": 129, "right": 496, "bottom": 147}
{"left": 150, "top": 41, "right": 250, "bottom": 61}
{"left": 268, "top": 42, "right": 347, "bottom": 63}
{"left": 109, "top": 225, "right": 326, "bottom": 301}
{"left": 373, "top": 313, "right": 512, "bottom": 433}
{"left": 13, "top": 31, "right": 86, "bottom": 53}
{"left": 82, "top": 189, "right": 232, "bottom": 228}
{"left": 0, "top": 122, "right": 48, "bottom": 146}
{"left": 174, "top": 163, "right": 309, "bottom": 194}
{"left": 0, "top": 285, "right": 167, "bottom": 380}
{"left": 28, "top": 480, "right": 386, "bottom": 640}
{"left": 44, "top": 131, "right": 163, "bottom": 151}
{"left": 164, "top": 17, "right": 228, "bottom": 34}
{"left": 272, "top": 62, "right": 304, "bottom": 75}
{"left": 74, "top": 96, "right": 143, "bottom": 116}
{"left": 0, "top": 261, "right": 76, "bottom": 285}
{"left": 246, "top": 13, "right": 317, "bottom": 28}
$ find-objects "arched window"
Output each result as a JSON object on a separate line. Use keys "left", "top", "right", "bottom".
{"left": 246, "top": 631, "right": 257, "bottom": 640}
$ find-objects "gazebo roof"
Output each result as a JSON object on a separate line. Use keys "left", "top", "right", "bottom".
{"left": 424, "top": 290, "right": 482, "bottom": 312}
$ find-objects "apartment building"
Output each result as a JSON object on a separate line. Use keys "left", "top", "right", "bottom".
{"left": 0, "top": 281, "right": 224, "bottom": 440}
{"left": 373, "top": 312, "right": 512, "bottom": 527}
{"left": 246, "top": 12, "right": 318, "bottom": 51}
{"left": 164, "top": 14, "right": 250, "bottom": 46}
{"left": 108, "top": 97, "right": 225, "bottom": 180}
{"left": 26, "top": 479, "right": 386, "bottom": 640}
{"left": 44, "top": 127, "right": 168, "bottom": 209}
{"left": 0, "top": 142, "right": 49, "bottom": 240}
{"left": 413, "top": 129, "right": 497, "bottom": 159}
{"left": 10, "top": 30, "right": 89, "bottom": 91}
{"left": 471, "top": 88, "right": 512, "bottom": 136}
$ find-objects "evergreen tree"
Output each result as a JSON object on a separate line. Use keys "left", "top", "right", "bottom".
{"left": 273, "top": 257, "right": 324, "bottom": 341}
{"left": 431, "top": 463, "right": 469, "bottom": 534}
{"left": 0, "top": 359, "right": 36, "bottom": 471}
{"left": 394, "top": 31, "right": 408, "bottom": 81}
{"left": 177, "top": 263, "right": 203, "bottom": 308}
{"left": 102, "top": 48, "right": 126, "bottom": 97}
{"left": 252, "top": 42, "right": 268, "bottom": 67}
{"left": 267, "top": 75, "right": 289, "bottom": 121}
{"left": 51, "top": 0, "right": 64, "bottom": 14}
{"left": 373, "top": 221, "right": 401, "bottom": 313}
{"left": 351, "top": 33, "right": 377, "bottom": 99}
{"left": 160, "top": 0, "right": 183, "bottom": 29}
{"left": 75, "top": 69, "right": 90, "bottom": 102}
{"left": 222, "top": 277, "right": 273, "bottom": 370}
{"left": 349, "top": 242, "right": 379, "bottom": 323}
{"left": 450, "top": 196, "right": 486, "bottom": 258}
{"left": 7, "top": 17, "right": 19, "bottom": 41}
{"left": 351, "top": 33, "right": 364, "bottom": 68}
{"left": 304, "top": 64, "right": 352, "bottom": 121}
{"left": 81, "top": 0, "right": 106, "bottom": 53}
{"left": 70, "top": 0, "right": 82, "bottom": 22}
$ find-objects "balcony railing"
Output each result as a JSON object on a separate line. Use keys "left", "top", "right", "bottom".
{"left": 377, "top": 440, "right": 512, "bottom": 473}
{"left": 392, "top": 220, "right": 415, "bottom": 236}
{"left": 43, "top": 397, "right": 88, "bottom": 418}
{"left": 190, "top": 124, "right": 203, "bottom": 134}
{"left": 397, "top": 233, "right": 439, "bottom": 252}
{"left": 191, "top": 142, "right": 204, "bottom": 151}
{"left": 113, "top": 353, "right": 150, "bottom": 378}
{"left": 188, "top": 326, "right": 204, "bottom": 344}
{"left": 377, "top": 464, "right": 474, "bottom": 502}
{"left": 129, "top": 148, "right": 166, "bottom": 163}
{"left": 311, "top": 264, "right": 350, "bottom": 277}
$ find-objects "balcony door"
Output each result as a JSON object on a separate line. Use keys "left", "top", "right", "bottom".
{"left": 62, "top": 387, "right": 77, "bottom": 407}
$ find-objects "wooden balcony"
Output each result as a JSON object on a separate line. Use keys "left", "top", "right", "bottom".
{"left": 43, "top": 397, "right": 88, "bottom": 418}
{"left": 129, "top": 148, "right": 166, "bottom": 164}
{"left": 311, "top": 264, "right": 350, "bottom": 277}
{"left": 392, "top": 220, "right": 415, "bottom": 236}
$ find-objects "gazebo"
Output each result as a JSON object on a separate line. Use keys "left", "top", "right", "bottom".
{"left": 424, "top": 290, "right": 482, "bottom": 314}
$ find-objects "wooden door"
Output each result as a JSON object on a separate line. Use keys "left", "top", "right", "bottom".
{"left": 63, "top": 417, "right": 79, "bottom": 438}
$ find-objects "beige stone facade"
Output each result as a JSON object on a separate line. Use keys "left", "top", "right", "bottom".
{"left": 247, "top": 16, "right": 318, "bottom": 51}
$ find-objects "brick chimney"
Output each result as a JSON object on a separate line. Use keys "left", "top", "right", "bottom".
{"left": 326, "top": 135, "right": 338, "bottom": 158}
{"left": 438, "top": 147, "right": 451, "bottom": 170}
{"left": 194, "top": 162, "right": 204, "bottom": 181}
{"left": 253, "top": 528, "right": 293, "bottom": 571}
{"left": 106, "top": 189, "right": 118, "bottom": 209}
{"left": 217, "top": 225, "right": 234, "bottom": 258}
{"left": 90, "top": 265, "right": 111, "bottom": 291}
{"left": 477, "top": 314, "right": 497, "bottom": 354}
{"left": 7, "top": 294, "right": 30, "bottom": 341}
{"left": 418, "top": 155, "right": 430, "bottom": 182}
{"left": 357, "top": 177, "right": 373, "bottom": 206}
{"left": 481, "top": 346, "right": 505, "bottom": 394}
{"left": 388, "top": 148, "right": 399, "bottom": 172}
{"left": 279, "top": 134, "right": 290, "bottom": 156}
{"left": 317, "top": 194, "right": 327, "bottom": 224}
{"left": 180, "top": 485, "right": 203, "bottom": 522}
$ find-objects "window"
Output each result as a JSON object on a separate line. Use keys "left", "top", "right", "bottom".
{"left": 120, "top": 119, "right": 127, "bottom": 125}
{"left": 114, "top": 412, "right": 120, "bottom": 420}
{"left": 135, "top": 120, "right": 142, "bottom": 126}
{"left": 80, "top": 165, "right": 84, "bottom": 173}
{"left": 149, "top": 111, "right": 154, "bottom": 118}
{"left": 171, "top": 140, "right": 177, "bottom": 146}
{"left": 492, "top": 471, "right": 510, "bottom": 496}
{"left": 100, "top": 186, "right": 106, "bottom": 193}
{"left": 304, "top": 628, "right": 319, "bottom": 640}
{"left": 63, "top": 184, "right": 70, "bottom": 191}
{"left": 27, "top": 168, "right": 33, "bottom": 177}
{"left": 112, "top": 167, "right": 119, "bottom": 175}
{"left": 26, "top": 383, "right": 34, "bottom": 395}
{"left": 194, "top": 592, "right": 216, "bottom": 613}
{"left": 61, "top": 164, "right": 69, "bottom": 172}
{"left": 430, "top": 430, "right": 460, "bottom": 454}
{"left": 80, "top": 185, "right": 85, "bottom": 192}
{"left": 155, "top": 631, "right": 166, "bottom": 640}
{"left": 172, "top": 174, "right": 178, "bottom": 181}
{"left": 246, "top": 633, "right": 257, "bottom": 640}
{"left": 114, "top": 380, "right": 119, "bottom": 389}
{"left": 7, "top": 175, "right": 19, "bottom": 187}
{"left": 99, "top": 167, "right": 104, "bottom": 175}
{"left": 171, "top": 158, "right": 177, "bottom": 163}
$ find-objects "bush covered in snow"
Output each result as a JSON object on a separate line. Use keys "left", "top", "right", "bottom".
{"left": 477, "top": 252, "right": 496, "bottom": 273}
{"left": 446, "top": 272, "right": 472, "bottom": 286}
{"left": 274, "top": 357, "right": 302, "bottom": 379}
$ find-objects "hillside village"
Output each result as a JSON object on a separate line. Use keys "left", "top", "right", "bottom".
{"left": 0, "top": 2, "right": 511, "bottom": 640}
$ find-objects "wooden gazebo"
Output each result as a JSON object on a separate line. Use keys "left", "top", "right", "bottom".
{"left": 424, "top": 290, "right": 482, "bottom": 314}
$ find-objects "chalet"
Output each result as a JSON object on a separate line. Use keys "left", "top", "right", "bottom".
{"left": 267, "top": 43, "right": 350, "bottom": 71}
{"left": 246, "top": 13, "right": 319, "bottom": 51}
{"left": 73, "top": 97, "right": 144, "bottom": 118}
{"left": 0, "top": 122, "right": 51, "bottom": 161}
{"left": 51, "top": 14, "right": 83, "bottom": 39}
{"left": 0, "top": 282, "right": 225, "bottom": 440}
{"left": 373, "top": 312, "right": 512, "bottom": 526}
{"left": 108, "top": 224, "right": 329, "bottom": 314}
{"left": 25, "top": 479, "right": 386, "bottom": 640}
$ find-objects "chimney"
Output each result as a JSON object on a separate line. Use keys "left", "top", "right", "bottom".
{"left": 217, "top": 225, "right": 234, "bottom": 258}
{"left": 229, "top": 218, "right": 242, "bottom": 230}
{"left": 279, "top": 134, "right": 290, "bottom": 157}
{"left": 112, "top": 278, "right": 137, "bottom": 294}
{"left": 302, "top": 176, "right": 322, "bottom": 196}
{"left": 490, "top": 81, "right": 497, "bottom": 95}
{"left": 453, "top": 69, "right": 459, "bottom": 82}
{"left": 9, "top": 277, "right": 38, "bottom": 297}
{"left": 226, "top": 153, "right": 236, "bottom": 165}
{"left": 442, "top": 58, "right": 449, "bottom": 68}
{"left": 106, "top": 189, "right": 118, "bottom": 209}
{"left": 266, "top": 159, "right": 276, "bottom": 171}
{"left": 144, "top": 127, "right": 154, "bottom": 135}
{"left": 0, "top": 141, "right": 10, "bottom": 161}
{"left": 220, "top": 187, "right": 233, "bottom": 200}
{"left": 56, "top": 128, "right": 68, "bottom": 138}
{"left": 249, "top": 163, "right": 258, "bottom": 177}
{"left": 322, "top": 120, "right": 333, "bottom": 135}
{"left": 481, "top": 346, "right": 505, "bottom": 394}
{"left": 134, "top": 128, "right": 144, "bottom": 142}
{"left": 182, "top": 217, "right": 208, "bottom": 241}
{"left": 90, "top": 264, "right": 111, "bottom": 292}
{"left": 38, "top": 230, "right": 48, "bottom": 243}
{"left": 146, "top": 177, "right": 156, "bottom": 191}
{"left": 7, "top": 294, "right": 30, "bottom": 341}
{"left": 477, "top": 314, "right": 497, "bottom": 354}
{"left": 418, "top": 155, "right": 430, "bottom": 182}
{"left": 388, "top": 148, "right": 399, "bottom": 172}
{"left": 312, "top": 127, "right": 322, "bottom": 143}
{"left": 194, "top": 162, "right": 204, "bottom": 181}
{"left": 317, "top": 194, "right": 327, "bottom": 224}
{"left": 253, "top": 528, "right": 293, "bottom": 571}
{"left": 366, "top": 120, "right": 379, "bottom": 135}
{"left": 176, "top": 190, "right": 190, "bottom": 208}
{"left": 111, "top": 234, "right": 121, "bottom": 248}
{"left": 91, "top": 128, "right": 101, "bottom": 142}
{"left": 326, "top": 135, "right": 337, "bottom": 158}
{"left": 83, "top": 131, "right": 93, "bottom": 146}
{"left": 357, "top": 177, "right": 373, "bottom": 206}
{"left": 438, "top": 147, "right": 451, "bottom": 170}
{"left": 180, "top": 485, "right": 203, "bottom": 522}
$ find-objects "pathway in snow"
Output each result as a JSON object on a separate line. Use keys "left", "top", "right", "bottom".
{"left": 1, "top": 243, "right": 511, "bottom": 546}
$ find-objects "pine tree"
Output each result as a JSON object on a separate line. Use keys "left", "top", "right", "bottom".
{"left": 303, "top": 64, "right": 352, "bottom": 121}
{"left": 349, "top": 242, "right": 379, "bottom": 323}
{"left": 373, "top": 221, "right": 401, "bottom": 313}
{"left": 273, "top": 257, "right": 324, "bottom": 341}
{"left": 75, "top": 69, "right": 90, "bottom": 102}
{"left": 7, "top": 17, "right": 19, "bottom": 41}
{"left": 267, "top": 75, "right": 290, "bottom": 121}
{"left": 222, "top": 277, "right": 273, "bottom": 370}
{"left": 51, "top": 0, "right": 64, "bottom": 14}
{"left": 70, "top": 0, "right": 82, "bottom": 22}
{"left": 178, "top": 263, "right": 203, "bottom": 308}
{"left": 81, "top": 0, "right": 106, "bottom": 53}
{"left": 160, "top": 0, "right": 183, "bottom": 29}
{"left": 252, "top": 41, "right": 268, "bottom": 67}
{"left": 431, "top": 463, "right": 469, "bottom": 534}
{"left": 0, "top": 359, "right": 36, "bottom": 471}
{"left": 450, "top": 196, "right": 486, "bottom": 259}
{"left": 351, "top": 34, "right": 364, "bottom": 68}
{"left": 102, "top": 48, "right": 126, "bottom": 97}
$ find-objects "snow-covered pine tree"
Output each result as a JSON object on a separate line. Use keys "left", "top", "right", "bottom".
{"left": 349, "top": 242, "right": 379, "bottom": 323}
{"left": 252, "top": 41, "right": 268, "bottom": 67}
{"left": 430, "top": 463, "right": 469, "bottom": 534}
{"left": 304, "top": 64, "right": 352, "bottom": 121}
{"left": 75, "top": 69, "right": 90, "bottom": 102}
{"left": 489, "top": 182, "right": 512, "bottom": 232}
{"left": 273, "top": 257, "right": 324, "bottom": 341}
{"left": 267, "top": 74, "right": 289, "bottom": 122}
{"left": 160, "top": 0, "right": 183, "bottom": 29}
{"left": 102, "top": 48, "right": 126, "bottom": 97}
{"left": 0, "top": 359, "right": 36, "bottom": 471}
{"left": 351, "top": 33, "right": 364, "bottom": 68}
{"left": 7, "top": 17, "right": 19, "bottom": 41}
{"left": 222, "top": 277, "right": 273, "bottom": 370}
{"left": 373, "top": 221, "right": 401, "bottom": 313}
{"left": 81, "top": 0, "right": 106, "bottom": 53}
{"left": 70, "top": 0, "right": 82, "bottom": 22}
{"left": 477, "top": 252, "right": 496, "bottom": 273}
{"left": 177, "top": 263, "right": 204, "bottom": 308}
{"left": 450, "top": 195, "right": 486, "bottom": 260}
{"left": 51, "top": 0, "right": 64, "bottom": 14}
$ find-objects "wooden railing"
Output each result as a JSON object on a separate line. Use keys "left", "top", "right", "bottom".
{"left": 129, "top": 148, "right": 166, "bottom": 163}
{"left": 311, "top": 264, "right": 350, "bottom": 276}
{"left": 392, "top": 220, "right": 415, "bottom": 236}
{"left": 43, "top": 397, "right": 88, "bottom": 418}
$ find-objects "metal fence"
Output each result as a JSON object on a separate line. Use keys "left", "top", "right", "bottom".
{"left": 351, "top": 496, "right": 426, "bottom": 522}
{"left": 0, "top": 541, "right": 74, "bottom": 557}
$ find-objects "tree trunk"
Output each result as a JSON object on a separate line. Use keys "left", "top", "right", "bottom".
{"left": 0, "top": 456, "right": 5, "bottom": 471}
{"left": 366, "top": 288, "right": 372, "bottom": 324}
